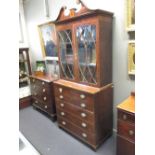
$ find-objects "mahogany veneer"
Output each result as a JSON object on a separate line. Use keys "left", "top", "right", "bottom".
{"left": 54, "top": 80, "right": 113, "bottom": 149}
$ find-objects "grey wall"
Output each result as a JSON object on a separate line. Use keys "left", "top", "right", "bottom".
{"left": 23, "top": 0, "right": 135, "bottom": 130}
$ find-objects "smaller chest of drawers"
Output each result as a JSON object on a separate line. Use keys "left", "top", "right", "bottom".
{"left": 54, "top": 79, "right": 113, "bottom": 150}
{"left": 117, "top": 93, "right": 135, "bottom": 155}
{"left": 30, "top": 74, "right": 58, "bottom": 121}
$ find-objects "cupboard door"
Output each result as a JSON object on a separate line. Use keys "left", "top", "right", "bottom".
{"left": 58, "top": 29, "right": 74, "bottom": 80}
{"left": 76, "top": 25, "right": 97, "bottom": 85}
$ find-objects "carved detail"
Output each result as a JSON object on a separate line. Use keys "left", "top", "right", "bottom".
{"left": 55, "top": 0, "right": 90, "bottom": 22}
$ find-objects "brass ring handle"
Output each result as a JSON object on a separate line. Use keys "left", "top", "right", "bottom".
{"left": 81, "top": 122, "right": 87, "bottom": 128}
{"left": 35, "top": 100, "right": 38, "bottom": 104}
{"left": 82, "top": 133, "right": 87, "bottom": 138}
{"left": 44, "top": 105, "right": 48, "bottom": 109}
{"left": 60, "top": 103, "right": 64, "bottom": 107}
{"left": 129, "top": 130, "right": 134, "bottom": 136}
{"left": 43, "top": 97, "right": 47, "bottom": 101}
{"left": 43, "top": 88, "right": 46, "bottom": 92}
{"left": 59, "top": 88, "right": 63, "bottom": 93}
{"left": 42, "top": 82, "right": 45, "bottom": 85}
{"left": 80, "top": 94, "right": 85, "bottom": 99}
{"left": 123, "top": 114, "right": 127, "bottom": 120}
{"left": 59, "top": 95, "right": 64, "bottom": 99}
{"left": 62, "top": 121, "right": 66, "bottom": 125}
{"left": 81, "top": 113, "right": 86, "bottom": 118}
{"left": 61, "top": 112, "right": 65, "bottom": 116}
{"left": 80, "top": 103, "right": 86, "bottom": 108}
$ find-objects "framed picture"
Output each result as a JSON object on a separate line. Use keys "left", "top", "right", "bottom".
{"left": 36, "top": 60, "right": 47, "bottom": 73}
{"left": 38, "top": 22, "right": 58, "bottom": 60}
{"left": 128, "top": 42, "right": 135, "bottom": 75}
{"left": 126, "top": 0, "right": 135, "bottom": 30}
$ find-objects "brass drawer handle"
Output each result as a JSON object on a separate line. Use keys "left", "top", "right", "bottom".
{"left": 42, "top": 82, "right": 45, "bottom": 85}
{"left": 59, "top": 95, "right": 64, "bottom": 99}
{"left": 80, "top": 103, "right": 86, "bottom": 108}
{"left": 81, "top": 113, "right": 86, "bottom": 118}
{"left": 44, "top": 105, "right": 48, "bottom": 109}
{"left": 35, "top": 100, "right": 38, "bottom": 104}
{"left": 60, "top": 103, "right": 64, "bottom": 107}
{"left": 34, "top": 93, "right": 37, "bottom": 96}
{"left": 82, "top": 133, "right": 87, "bottom": 138}
{"left": 42, "top": 88, "right": 46, "bottom": 92}
{"left": 59, "top": 88, "right": 63, "bottom": 93}
{"left": 32, "top": 79, "right": 35, "bottom": 83}
{"left": 61, "top": 112, "right": 65, "bottom": 116}
{"left": 62, "top": 121, "right": 66, "bottom": 125}
{"left": 81, "top": 122, "right": 87, "bottom": 128}
{"left": 43, "top": 97, "right": 47, "bottom": 101}
{"left": 80, "top": 94, "right": 86, "bottom": 99}
{"left": 123, "top": 114, "right": 127, "bottom": 120}
{"left": 129, "top": 130, "right": 134, "bottom": 136}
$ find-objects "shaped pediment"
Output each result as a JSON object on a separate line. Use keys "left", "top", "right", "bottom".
{"left": 55, "top": 0, "right": 91, "bottom": 23}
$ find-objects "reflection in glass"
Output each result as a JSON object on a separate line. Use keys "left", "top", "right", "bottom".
{"left": 76, "top": 25, "right": 97, "bottom": 84}
{"left": 58, "top": 30, "right": 74, "bottom": 79}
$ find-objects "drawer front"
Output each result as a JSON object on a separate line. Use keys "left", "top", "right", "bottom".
{"left": 117, "top": 135, "right": 135, "bottom": 155}
{"left": 33, "top": 98, "right": 55, "bottom": 113}
{"left": 56, "top": 99, "right": 94, "bottom": 123}
{"left": 33, "top": 98, "right": 49, "bottom": 110}
{"left": 117, "top": 120, "right": 135, "bottom": 142}
{"left": 31, "top": 84, "right": 52, "bottom": 104}
{"left": 57, "top": 116, "right": 96, "bottom": 146}
{"left": 118, "top": 110, "right": 135, "bottom": 124}
{"left": 31, "top": 84, "right": 51, "bottom": 96}
{"left": 57, "top": 108, "right": 95, "bottom": 133}
{"left": 30, "top": 78, "right": 50, "bottom": 89}
{"left": 54, "top": 85, "right": 94, "bottom": 112}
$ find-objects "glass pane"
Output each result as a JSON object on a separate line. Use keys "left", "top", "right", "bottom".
{"left": 76, "top": 25, "right": 97, "bottom": 84}
{"left": 58, "top": 30, "right": 74, "bottom": 79}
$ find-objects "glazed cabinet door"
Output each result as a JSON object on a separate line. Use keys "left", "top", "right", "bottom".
{"left": 57, "top": 27, "right": 75, "bottom": 80}
{"left": 75, "top": 23, "right": 98, "bottom": 86}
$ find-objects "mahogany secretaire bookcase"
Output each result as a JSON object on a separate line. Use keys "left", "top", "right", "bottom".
{"left": 53, "top": 0, "right": 113, "bottom": 149}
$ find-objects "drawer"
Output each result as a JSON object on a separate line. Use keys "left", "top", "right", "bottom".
{"left": 57, "top": 116, "right": 96, "bottom": 146}
{"left": 117, "top": 120, "right": 135, "bottom": 142}
{"left": 54, "top": 85, "right": 94, "bottom": 112}
{"left": 30, "top": 78, "right": 50, "bottom": 88}
{"left": 32, "top": 92, "right": 51, "bottom": 104}
{"left": 118, "top": 110, "right": 135, "bottom": 124}
{"left": 57, "top": 108, "right": 95, "bottom": 133}
{"left": 33, "top": 98, "right": 53, "bottom": 112}
{"left": 117, "top": 135, "right": 135, "bottom": 155}
{"left": 31, "top": 84, "right": 51, "bottom": 95}
{"left": 56, "top": 100, "right": 94, "bottom": 123}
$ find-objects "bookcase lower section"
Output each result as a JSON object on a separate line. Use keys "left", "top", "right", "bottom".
{"left": 54, "top": 80, "right": 113, "bottom": 150}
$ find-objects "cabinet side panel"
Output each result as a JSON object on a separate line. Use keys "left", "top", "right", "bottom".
{"left": 94, "top": 85, "right": 113, "bottom": 143}
{"left": 99, "top": 16, "right": 113, "bottom": 86}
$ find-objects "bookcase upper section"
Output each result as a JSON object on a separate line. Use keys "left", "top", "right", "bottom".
{"left": 54, "top": 0, "right": 113, "bottom": 87}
